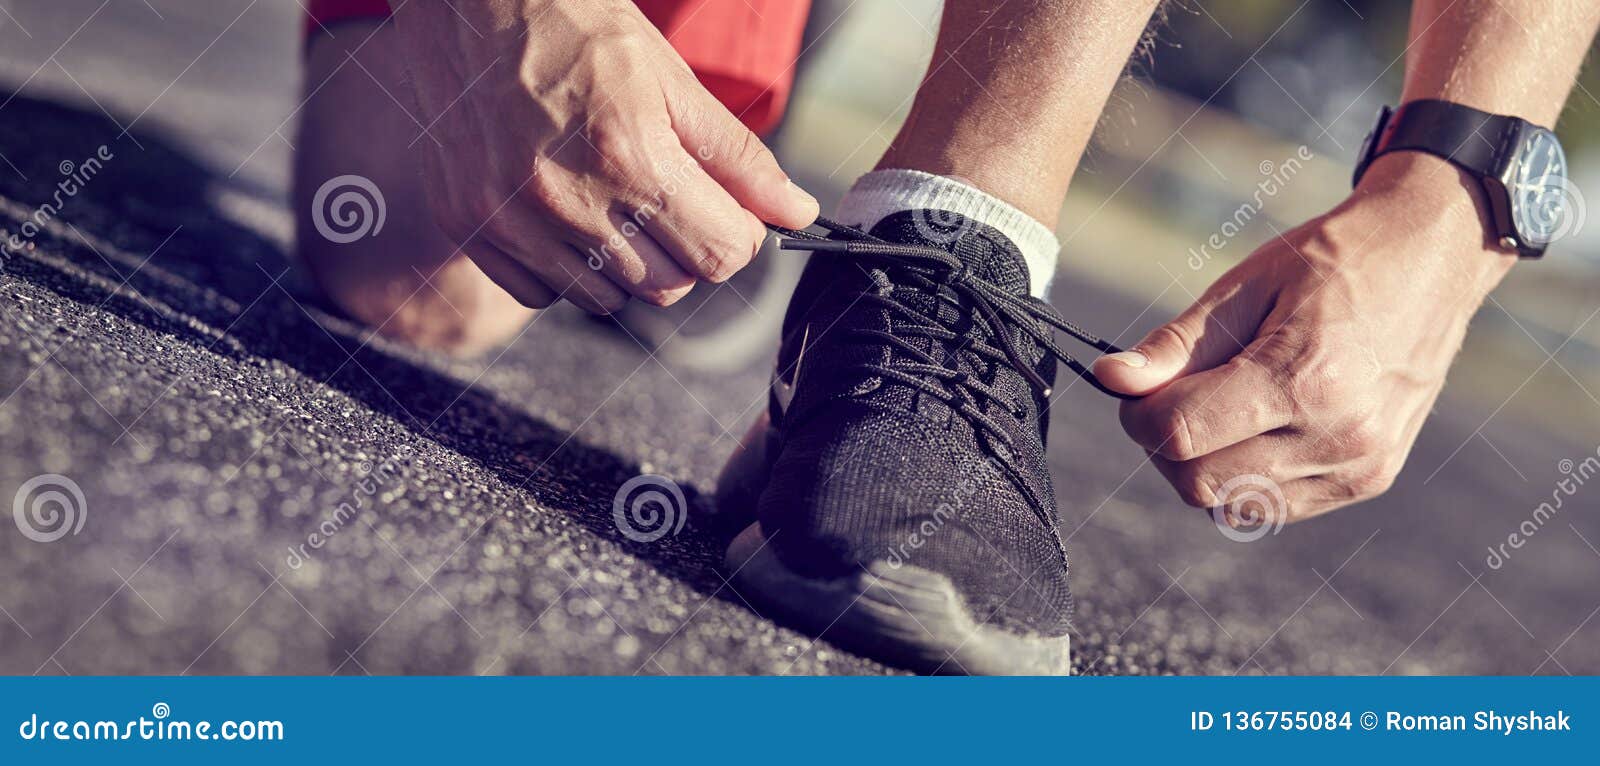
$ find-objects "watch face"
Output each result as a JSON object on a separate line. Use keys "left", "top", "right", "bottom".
{"left": 1509, "top": 127, "right": 1573, "bottom": 247}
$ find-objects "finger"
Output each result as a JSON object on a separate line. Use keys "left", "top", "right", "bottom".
{"left": 478, "top": 210, "right": 633, "bottom": 315}
{"left": 490, "top": 235, "right": 630, "bottom": 315}
{"left": 585, "top": 209, "right": 696, "bottom": 306}
{"left": 1147, "top": 430, "right": 1326, "bottom": 509}
{"left": 1118, "top": 346, "right": 1295, "bottom": 461}
{"left": 1210, "top": 474, "right": 1360, "bottom": 528}
{"left": 1287, "top": 474, "right": 1372, "bottom": 521}
{"left": 460, "top": 238, "right": 558, "bottom": 310}
{"left": 1093, "top": 282, "right": 1276, "bottom": 397}
{"left": 545, "top": 245, "right": 632, "bottom": 315}
{"left": 665, "top": 85, "right": 819, "bottom": 228}
{"left": 635, "top": 151, "right": 768, "bottom": 282}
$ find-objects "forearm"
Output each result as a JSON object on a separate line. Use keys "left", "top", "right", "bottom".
{"left": 1402, "top": 0, "right": 1600, "bottom": 126}
{"left": 1357, "top": 0, "right": 1600, "bottom": 295}
{"left": 875, "top": 0, "right": 1163, "bottom": 225}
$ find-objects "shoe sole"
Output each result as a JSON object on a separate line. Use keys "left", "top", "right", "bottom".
{"left": 725, "top": 521, "right": 1072, "bottom": 675}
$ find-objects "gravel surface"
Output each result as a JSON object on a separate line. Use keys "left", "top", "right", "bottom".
{"left": 1, "top": 1, "right": 1597, "bottom": 676}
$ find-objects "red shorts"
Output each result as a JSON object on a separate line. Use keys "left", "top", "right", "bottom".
{"left": 305, "top": 0, "right": 810, "bottom": 135}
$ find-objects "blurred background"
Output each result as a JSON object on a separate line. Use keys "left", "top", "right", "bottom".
{"left": 0, "top": 1, "right": 1596, "bottom": 676}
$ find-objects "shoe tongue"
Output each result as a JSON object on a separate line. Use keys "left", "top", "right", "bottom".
{"left": 865, "top": 210, "right": 1032, "bottom": 297}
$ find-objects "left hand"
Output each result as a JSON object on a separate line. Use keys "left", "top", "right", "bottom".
{"left": 1092, "top": 152, "right": 1515, "bottom": 526}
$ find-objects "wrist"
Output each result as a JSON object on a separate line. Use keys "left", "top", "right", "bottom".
{"left": 1348, "top": 151, "right": 1516, "bottom": 296}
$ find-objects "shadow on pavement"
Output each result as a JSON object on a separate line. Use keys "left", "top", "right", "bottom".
{"left": 0, "top": 91, "right": 739, "bottom": 602}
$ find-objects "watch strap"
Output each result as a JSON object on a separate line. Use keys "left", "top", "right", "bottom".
{"left": 1369, "top": 99, "right": 1518, "bottom": 179}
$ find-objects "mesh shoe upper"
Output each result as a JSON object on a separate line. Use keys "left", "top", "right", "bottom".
{"left": 756, "top": 211, "right": 1083, "bottom": 637}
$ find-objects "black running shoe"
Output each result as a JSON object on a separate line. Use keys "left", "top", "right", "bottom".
{"left": 717, "top": 212, "right": 1128, "bottom": 675}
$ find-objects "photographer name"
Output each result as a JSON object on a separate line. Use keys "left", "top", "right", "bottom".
{"left": 1386, "top": 709, "right": 1570, "bottom": 735}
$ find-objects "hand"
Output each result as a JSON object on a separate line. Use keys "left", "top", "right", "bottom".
{"left": 390, "top": 0, "right": 818, "bottom": 313}
{"left": 1092, "top": 152, "right": 1515, "bottom": 525}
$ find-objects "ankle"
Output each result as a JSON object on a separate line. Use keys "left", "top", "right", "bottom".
{"left": 833, "top": 169, "right": 1062, "bottom": 298}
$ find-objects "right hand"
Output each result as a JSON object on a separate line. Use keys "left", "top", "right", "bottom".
{"left": 390, "top": 0, "right": 819, "bottom": 313}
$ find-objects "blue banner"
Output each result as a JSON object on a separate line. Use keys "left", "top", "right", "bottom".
{"left": 0, "top": 676, "right": 1590, "bottom": 763}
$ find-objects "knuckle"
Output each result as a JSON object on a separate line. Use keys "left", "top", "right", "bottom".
{"left": 694, "top": 249, "right": 731, "bottom": 282}
{"left": 639, "top": 282, "right": 693, "bottom": 307}
{"left": 608, "top": 29, "right": 650, "bottom": 61}
{"left": 586, "top": 121, "right": 631, "bottom": 163}
{"left": 1231, "top": 354, "right": 1297, "bottom": 423}
{"left": 569, "top": 285, "right": 626, "bottom": 315}
{"left": 572, "top": 28, "right": 646, "bottom": 80}
{"left": 525, "top": 172, "right": 573, "bottom": 221}
{"left": 719, "top": 236, "right": 758, "bottom": 274}
{"left": 637, "top": 291, "right": 673, "bottom": 308}
{"left": 732, "top": 130, "right": 776, "bottom": 169}
{"left": 1284, "top": 363, "right": 1335, "bottom": 409}
{"left": 1343, "top": 467, "right": 1396, "bottom": 500}
{"left": 1154, "top": 408, "right": 1201, "bottom": 461}
{"left": 629, "top": 194, "right": 665, "bottom": 229}
{"left": 1174, "top": 466, "right": 1218, "bottom": 509}
{"left": 1339, "top": 417, "right": 1387, "bottom": 458}
{"left": 646, "top": 270, "right": 696, "bottom": 304}
{"left": 1282, "top": 337, "right": 1368, "bottom": 411}
{"left": 576, "top": 275, "right": 631, "bottom": 313}
{"left": 1279, "top": 503, "right": 1312, "bottom": 525}
{"left": 1143, "top": 322, "right": 1197, "bottom": 359}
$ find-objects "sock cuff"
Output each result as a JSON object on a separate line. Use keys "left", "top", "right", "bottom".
{"left": 833, "top": 168, "right": 1059, "bottom": 298}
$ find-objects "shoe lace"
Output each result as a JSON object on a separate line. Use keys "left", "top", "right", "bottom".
{"left": 768, "top": 217, "right": 1135, "bottom": 449}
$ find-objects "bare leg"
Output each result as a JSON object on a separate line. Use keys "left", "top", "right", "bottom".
{"left": 875, "top": 0, "right": 1164, "bottom": 226}
{"left": 293, "top": 20, "right": 534, "bottom": 356}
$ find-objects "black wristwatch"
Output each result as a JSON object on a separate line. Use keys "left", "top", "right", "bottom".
{"left": 1352, "top": 98, "right": 1571, "bottom": 258}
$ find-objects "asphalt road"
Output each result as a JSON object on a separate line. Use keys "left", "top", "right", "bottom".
{"left": 1, "top": 1, "right": 1597, "bottom": 676}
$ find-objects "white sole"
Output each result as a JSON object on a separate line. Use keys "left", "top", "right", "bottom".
{"left": 725, "top": 521, "right": 1072, "bottom": 675}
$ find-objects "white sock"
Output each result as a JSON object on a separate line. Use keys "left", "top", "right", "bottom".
{"left": 833, "top": 168, "right": 1060, "bottom": 298}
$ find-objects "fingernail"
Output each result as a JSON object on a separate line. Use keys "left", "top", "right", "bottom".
{"left": 787, "top": 178, "right": 819, "bottom": 207}
{"left": 1103, "top": 350, "right": 1148, "bottom": 369}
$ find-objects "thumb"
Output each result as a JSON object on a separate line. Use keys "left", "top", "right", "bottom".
{"left": 1093, "top": 299, "right": 1250, "bottom": 397}
{"left": 667, "top": 87, "right": 819, "bottom": 229}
